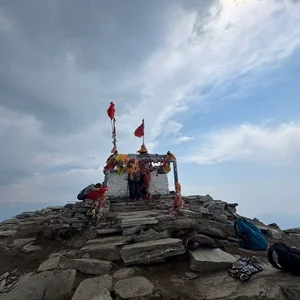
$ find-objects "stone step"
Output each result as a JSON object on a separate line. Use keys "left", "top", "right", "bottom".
{"left": 79, "top": 236, "right": 133, "bottom": 261}
{"left": 121, "top": 238, "right": 186, "bottom": 265}
{"left": 120, "top": 217, "right": 158, "bottom": 228}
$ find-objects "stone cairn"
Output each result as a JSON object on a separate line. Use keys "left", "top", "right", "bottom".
{"left": 0, "top": 194, "right": 298, "bottom": 300}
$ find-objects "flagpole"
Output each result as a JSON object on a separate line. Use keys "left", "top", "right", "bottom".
{"left": 143, "top": 119, "right": 145, "bottom": 144}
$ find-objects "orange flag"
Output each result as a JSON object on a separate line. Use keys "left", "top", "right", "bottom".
{"left": 134, "top": 119, "right": 144, "bottom": 137}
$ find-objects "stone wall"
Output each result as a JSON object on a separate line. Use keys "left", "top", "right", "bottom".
{"left": 107, "top": 169, "right": 169, "bottom": 197}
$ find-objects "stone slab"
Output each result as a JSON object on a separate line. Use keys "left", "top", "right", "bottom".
{"left": 121, "top": 238, "right": 185, "bottom": 265}
{"left": 59, "top": 258, "right": 112, "bottom": 275}
{"left": 121, "top": 217, "right": 158, "bottom": 228}
{"left": 79, "top": 244, "right": 121, "bottom": 261}
{"left": 13, "top": 238, "right": 36, "bottom": 248}
{"left": 85, "top": 236, "right": 133, "bottom": 247}
{"left": 38, "top": 257, "right": 61, "bottom": 272}
{"left": 190, "top": 248, "right": 236, "bottom": 273}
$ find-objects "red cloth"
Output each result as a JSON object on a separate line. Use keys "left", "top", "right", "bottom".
{"left": 134, "top": 119, "right": 144, "bottom": 137}
{"left": 87, "top": 187, "right": 108, "bottom": 201}
{"left": 107, "top": 102, "right": 115, "bottom": 119}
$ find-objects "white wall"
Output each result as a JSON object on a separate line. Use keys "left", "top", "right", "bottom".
{"left": 107, "top": 170, "right": 169, "bottom": 197}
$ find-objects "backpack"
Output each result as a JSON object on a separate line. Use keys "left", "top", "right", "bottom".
{"left": 77, "top": 187, "right": 86, "bottom": 200}
{"left": 268, "top": 243, "right": 300, "bottom": 275}
{"left": 234, "top": 218, "right": 268, "bottom": 251}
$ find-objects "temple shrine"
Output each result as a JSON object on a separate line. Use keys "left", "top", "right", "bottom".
{"left": 91, "top": 102, "right": 183, "bottom": 222}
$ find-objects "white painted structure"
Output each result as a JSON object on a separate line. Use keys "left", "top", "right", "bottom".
{"left": 107, "top": 169, "right": 169, "bottom": 198}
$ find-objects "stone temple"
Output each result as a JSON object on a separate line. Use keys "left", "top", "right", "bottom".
{"left": 107, "top": 168, "right": 169, "bottom": 198}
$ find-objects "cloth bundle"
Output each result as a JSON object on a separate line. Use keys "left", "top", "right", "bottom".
{"left": 228, "top": 257, "right": 263, "bottom": 282}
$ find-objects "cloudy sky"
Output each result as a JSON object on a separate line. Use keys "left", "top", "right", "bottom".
{"left": 1, "top": 0, "right": 300, "bottom": 229}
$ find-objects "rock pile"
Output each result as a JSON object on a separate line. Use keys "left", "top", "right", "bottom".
{"left": 0, "top": 194, "right": 299, "bottom": 300}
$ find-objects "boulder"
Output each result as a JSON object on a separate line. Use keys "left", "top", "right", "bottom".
{"left": 13, "top": 238, "right": 36, "bottom": 248}
{"left": 121, "top": 217, "right": 158, "bottom": 228}
{"left": 114, "top": 277, "right": 154, "bottom": 299}
{"left": 0, "top": 270, "right": 76, "bottom": 300}
{"left": 113, "top": 268, "right": 135, "bottom": 280}
{"left": 190, "top": 248, "right": 236, "bottom": 273}
{"left": 59, "top": 258, "right": 112, "bottom": 275}
{"left": 133, "top": 229, "right": 168, "bottom": 243}
{"left": 0, "top": 230, "right": 17, "bottom": 237}
{"left": 90, "top": 288, "right": 112, "bottom": 300}
{"left": 121, "top": 238, "right": 185, "bottom": 265}
{"left": 72, "top": 274, "right": 113, "bottom": 300}
{"left": 196, "top": 220, "right": 234, "bottom": 239}
{"left": 267, "top": 228, "right": 282, "bottom": 240}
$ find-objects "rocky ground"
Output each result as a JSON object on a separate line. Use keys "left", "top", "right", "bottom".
{"left": 0, "top": 195, "right": 300, "bottom": 300}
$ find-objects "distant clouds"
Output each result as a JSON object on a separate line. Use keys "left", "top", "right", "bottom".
{"left": 187, "top": 122, "right": 300, "bottom": 166}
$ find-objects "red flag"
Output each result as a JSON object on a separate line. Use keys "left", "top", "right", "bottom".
{"left": 134, "top": 119, "right": 144, "bottom": 137}
{"left": 107, "top": 102, "right": 115, "bottom": 119}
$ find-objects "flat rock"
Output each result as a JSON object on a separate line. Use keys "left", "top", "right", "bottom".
{"left": 72, "top": 274, "right": 113, "bottom": 300}
{"left": 80, "top": 236, "right": 133, "bottom": 261}
{"left": 38, "top": 256, "right": 61, "bottom": 272}
{"left": 79, "top": 244, "right": 121, "bottom": 260}
{"left": 114, "top": 276, "right": 154, "bottom": 299}
{"left": 180, "top": 209, "right": 204, "bottom": 219}
{"left": 113, "top": 268, "right": 135, "bottom": 280}
{"left": 13, "top": 238, "right": 36, "bottom": 248}
{"left": 121, "top": 217, "right": 158, "bottom": 228}
{"left": 133, "top": 229, "right": 168, "bottom": 243}
{"left": 23, "top": 243, "right": 42, "bottom": 253}
{"left": 97, "top": 228, "right": 122, "bottom": 235}
{"left": 0, "top": 269, "right": 76, "bottom": 300}
{"left": 59, "top": 258, "right": 112, "bottom": 275}
{"left": 267, "top": 228, "right": 282, "bottom": 240}
{"left": 85, "top": 236, "right": 133, "bottom": 247}
{"left": 0, "top": 230, "right": 17, "bottom": 237}
{"left": 190, "top": 248, "right": 236, "bottom": 273}
{"left": 121, "top": 238, "right": 185, "bottom": 265}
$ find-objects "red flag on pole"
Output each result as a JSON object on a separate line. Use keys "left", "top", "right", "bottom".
{"left": 107, "top": 102, "right": 115, "bottom": 120}
{"left": 134, "top": 119, "right": 144, "bottom": 138}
